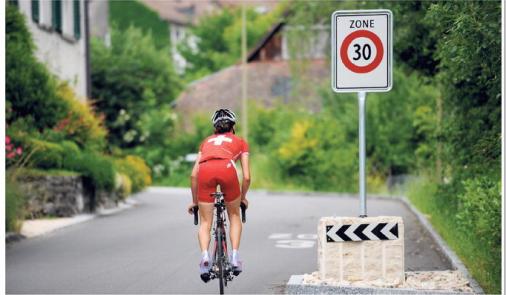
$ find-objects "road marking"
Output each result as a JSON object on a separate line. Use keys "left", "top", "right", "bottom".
{"left": 268, "top": 233, "right": 292, "bottom": 239}
{"left": 275, "top": 240, "right": 315, "bottom": 249}
{"left": 296, "top": 234, "right": 317, "bottom": 240}
{"left": 269, "top": 233, "right": 317, "bottom": 249}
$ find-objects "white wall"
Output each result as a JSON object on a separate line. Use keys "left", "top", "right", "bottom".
{"left": 17, "top": 0, "right": 88, "bottom": 101}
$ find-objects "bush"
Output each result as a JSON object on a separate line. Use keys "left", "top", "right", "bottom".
{"left": 456, "top": 177, "right": 501, "bottom": 250}
{"left": 115, "top": 173, "right": 132, "bottom": 200}
{"left": 6, "top": 176, "right": 26, "bottom": 232}
{"left": 67, "top": 152, "right": 116, "bottom": 191}
{"left": 53, "top": 84, "right": 107, "bottom": 151}
{"left": 115, "top": 155, "right": 152, "bottom": 192}
{"left": 29, "top": 139, "right": 65, "bottom": 169}
{"left": 27, "top": 139, "right": 116, "bottom": 191}
{"left": 6, "top": 5, "right": 68, "bottom": 130}
{"left": 277, "top": 114, "right": 357, "bottom": 192}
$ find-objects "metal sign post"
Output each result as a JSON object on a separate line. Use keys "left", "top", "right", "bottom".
{"left": 358, "top": 91, "right": 367, "bottom": 217}
{"left": 331, "top": 10, "right": 393, "bottom": 217}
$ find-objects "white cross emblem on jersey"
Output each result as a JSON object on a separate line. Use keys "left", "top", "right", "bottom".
{"left": 208, "top": 135, "right": 232, "bottom": 146}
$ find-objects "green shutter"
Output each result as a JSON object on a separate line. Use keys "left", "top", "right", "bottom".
{"left": 31, "top": 0, "right": 39, "bottom": 23}
{"left": 73, "top": 0, "right": 81, "bottom": 39}
{"left": 52, "top": 0, "right": 62, "bottom": 33}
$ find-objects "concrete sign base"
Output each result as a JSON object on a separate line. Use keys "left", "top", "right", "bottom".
{"left": 318, "top": 216, "right": 404, "bottom": 285}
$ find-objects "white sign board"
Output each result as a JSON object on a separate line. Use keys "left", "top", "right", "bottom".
{"left": 331, "top": 10, "right": 393, "bottom": 93}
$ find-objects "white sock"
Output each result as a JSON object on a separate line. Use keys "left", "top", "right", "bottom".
{"left": 202, "top": 250, "right": 209, "bottom": 261}
{"left": 232, "top": 249, "right": 238, "bottom": 261}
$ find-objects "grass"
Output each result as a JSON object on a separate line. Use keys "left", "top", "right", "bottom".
{"left": 406, "top": 178, "right": 501, "bottom": 294}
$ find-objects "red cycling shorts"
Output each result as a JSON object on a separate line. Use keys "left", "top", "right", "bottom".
{"left": 197, "top": 159, "right": 240, "bottom": 203}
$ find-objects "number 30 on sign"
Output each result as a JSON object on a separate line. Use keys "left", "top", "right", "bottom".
{"left": 331, "top": 10, "right": 393, "bottom": 93}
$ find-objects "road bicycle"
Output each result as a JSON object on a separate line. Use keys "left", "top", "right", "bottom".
{"left": 192, "top": 192, "right": 247, "bottom": 294}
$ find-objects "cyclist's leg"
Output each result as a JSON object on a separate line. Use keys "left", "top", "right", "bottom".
{"left": 225, "top": 197, "right": 242, "bottom": 250}
{"left": 198, "top": 201, "right": 214, "bottom": 252}
{"left": 196, "top": 161, "right": 217, "bottom": 253}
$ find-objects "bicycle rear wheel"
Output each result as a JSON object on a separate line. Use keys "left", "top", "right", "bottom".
{"left": 217, "top": 226, "right": 225, "bottom": 294}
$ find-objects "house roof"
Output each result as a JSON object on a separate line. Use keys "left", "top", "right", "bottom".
{"left": 247, "top": 21, "right": 285, "bottom": 62}
{"left": 173, "top": 59, "right": 328, "bottom": 126}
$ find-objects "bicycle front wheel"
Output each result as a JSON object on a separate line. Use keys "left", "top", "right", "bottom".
{"left": 217, "top": 227, "right": 225, "bottom": 294}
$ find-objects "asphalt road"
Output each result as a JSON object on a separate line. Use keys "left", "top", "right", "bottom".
{"left": 6, "top": 187, "right": 452, "bottom": 294}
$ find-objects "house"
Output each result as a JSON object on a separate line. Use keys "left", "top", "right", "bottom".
{"left": 173, "top": 21, "right": 330, "bottom": 126}
{"left": 88, "top": 0, "right": 110, "bottom": 46}
{"left": 140, "top": 0, "right": 278, "bottom": 73}
{"left": 15, "top": 0, "right": 90, "bottom": 100}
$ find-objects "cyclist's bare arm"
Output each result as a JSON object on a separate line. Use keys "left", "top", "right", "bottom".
{"left": 240, "top": 152, "right": 251, "bottom": 205}
{"left": 189, "top": 153, "right": 201, "bottom": 209}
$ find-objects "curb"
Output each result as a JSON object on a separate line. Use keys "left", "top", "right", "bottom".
{"left": 7, "top": 198, "right": 139, "bottom": 243}
{"left": 5, "top": 232, "right": 26, "bottom": 244}
{"left": 398, "top": 197, "right": 484, "bottom": 294}
{"left": 286, "top": 275, "right": 472, "bottom": 295}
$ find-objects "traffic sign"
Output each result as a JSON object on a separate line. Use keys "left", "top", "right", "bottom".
{"left": 331, "top": 10, "right": 393, "bottom": 92}
{"left": 326, "top": 223, "right": 399, "bottom": 242}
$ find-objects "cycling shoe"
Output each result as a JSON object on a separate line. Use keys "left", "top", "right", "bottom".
{"left": 200, "top": 272, "right": 211, "bottom": 283}
{"left": 199, "top": 259, "right": 211, "bottom": 283}
{"left": 231, "top": 261, "right": 242, "bottom": 276}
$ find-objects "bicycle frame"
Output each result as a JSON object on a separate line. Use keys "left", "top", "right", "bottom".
{"left": 210, "top": 192, "right": 233, "bottom": 294}
{"left": 192, "top": 191, "right": 246, "bottom": 294}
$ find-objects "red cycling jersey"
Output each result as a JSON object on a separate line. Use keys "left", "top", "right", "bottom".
{"left": 199, "top": 132, "right": 249, "bottom": 163}
{"left": 197, "top": 132, "right": 249, "bottom": 203}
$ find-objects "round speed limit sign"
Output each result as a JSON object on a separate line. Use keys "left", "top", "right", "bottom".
{"left": 331, "top": 10, "right": 393, "bottom": 93}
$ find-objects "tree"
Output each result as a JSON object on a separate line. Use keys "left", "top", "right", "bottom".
{"left": 6, "top": 4, "right": 67, "bottom": 130}
{"left": 178, "top": 6, "right": 281, "bottom": 81}
{"left": 91, "top": 26, "right": 181, "bottom": 148}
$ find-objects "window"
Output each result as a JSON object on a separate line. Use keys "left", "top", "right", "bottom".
{"left": 31, "top": 0, "right": 39, "bottom": 23}
{"left": 52, "top": 0, "right": 62, "bottom": 33}
{"left": 73, "top": 0, "right": 80, "bottom": 39}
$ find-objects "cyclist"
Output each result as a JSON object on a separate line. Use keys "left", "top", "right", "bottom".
{"left": 187, "top": 108, "right": 251, "bottom": 281}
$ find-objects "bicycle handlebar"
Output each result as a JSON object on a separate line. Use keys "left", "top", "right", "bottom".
{"left": 191, "top": 203, "right": 247, "bottom": 225}
{"left": 192, "top": 205, "right": 199, "bottom": 225}
{"left": 240, "top": 203, "right": 247, "bottom": 223}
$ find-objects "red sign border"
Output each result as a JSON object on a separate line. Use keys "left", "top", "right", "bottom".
{"left": 340, "top": 29, "right": 384, "bottom": 74}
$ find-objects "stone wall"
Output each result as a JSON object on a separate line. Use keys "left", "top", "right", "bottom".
{"left": 18, "top": 175, "right": 119, "bottom": 218}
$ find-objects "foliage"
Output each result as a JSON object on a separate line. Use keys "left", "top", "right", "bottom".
{"left": 115, "top": 155, "right": 152, "bottom": 193}
{"left": 277, "top": 114, "right": 357, "bottom": 192}
{"left": 407, "top": 177, "right": 501, "bottom": 293}
{"left": 27, "top": 138, "right": 116, "bottom": 191}
{"left": 178, "top": 6, "right": 282, "bottom": 81}
{"left": 115, "top": 173, "right": 132, "bottom": 200}
{"left": 6, "top": 175, "right": 26, "bottom": 232}
{"left": 52, "top": 84, "right": 107, "bottom": 151}
{"left": 91, "top": 26, "right": 181, "bottom": 148}
{"left": 455, "top": 177, "right": 501, "bottom": 252}
{"left": 68, "top": 152, "right": 117, "bottom": 192}
{"left": 425, "top": 1, "right": 501, "bottom": 181}
{"left": 109, "top": 0, "right": 170, "bottom": 49}
{"left": 6, "top": 5, "right": 68, "bottom": 130}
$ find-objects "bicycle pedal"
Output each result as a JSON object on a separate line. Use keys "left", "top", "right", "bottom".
{"left": 200, "top": 273, "right": 211, "bottom": 283}
{"left": 232, "top": 268, "right": 242, "bottom": 276}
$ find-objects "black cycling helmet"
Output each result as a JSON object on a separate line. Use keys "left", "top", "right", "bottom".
{"left": 211, "top": 108, "right": 237, "bottom": 126}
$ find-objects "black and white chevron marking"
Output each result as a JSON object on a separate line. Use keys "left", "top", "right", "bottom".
{"left": 326, "top": 223, "right": 399, "bottom": 242}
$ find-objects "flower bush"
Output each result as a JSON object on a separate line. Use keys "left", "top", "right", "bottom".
{"left": 115, "top": 155, "right": 152, "bottom": 193}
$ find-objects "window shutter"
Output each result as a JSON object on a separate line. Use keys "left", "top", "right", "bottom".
{"left": 52, "top": 0, "right": 62, "bottom": 33}
{"left": 31, "top": 0, "right": 39, "bottom": 23}
{"left": 73, "top": 0, "right": 81, "bottom": 39}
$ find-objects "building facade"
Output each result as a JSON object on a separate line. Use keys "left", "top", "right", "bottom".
{"left": 16, "top": 0, "right": 89, "bottom": 100}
